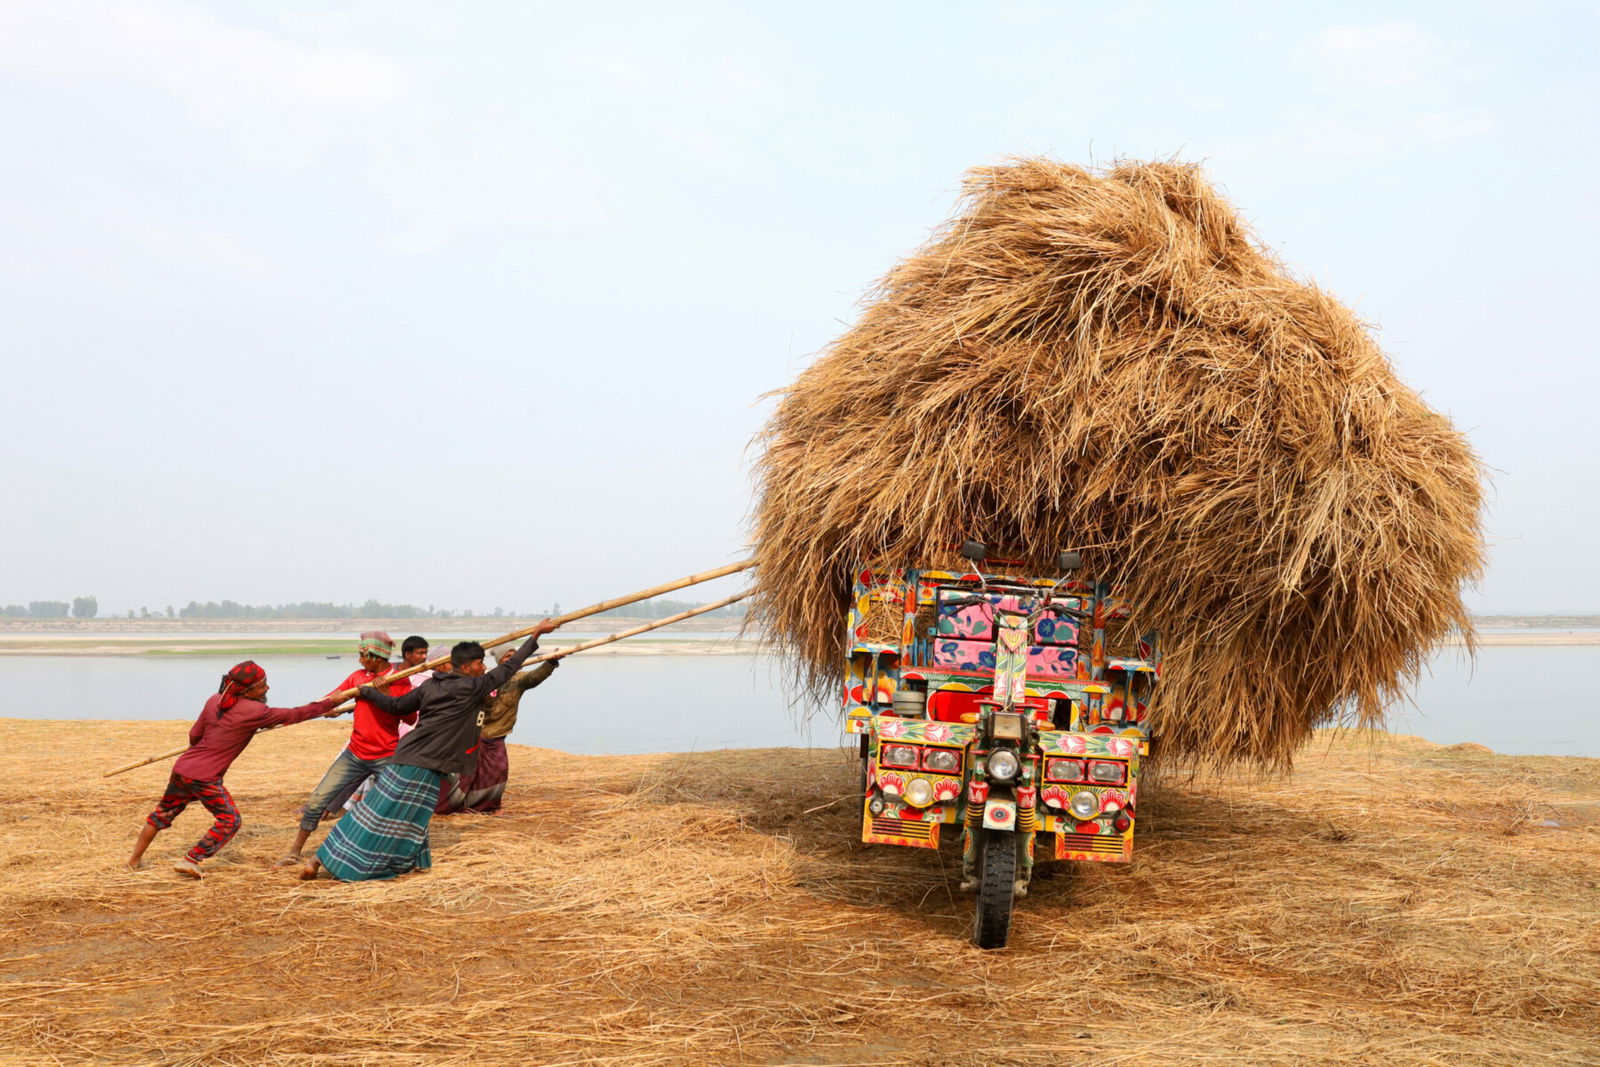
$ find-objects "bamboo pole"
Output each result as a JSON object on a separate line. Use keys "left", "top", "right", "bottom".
{"left": 527, "top": 590, "right": 749, "bottom": 665}
{"left": 99, "top": 562, "right": 754, "bottom": 778}
{"left": 311, "top": 590, "right": 752, "bottom": 717}
{"left": 320, "top": 558, "right": 754, "bottom": 703}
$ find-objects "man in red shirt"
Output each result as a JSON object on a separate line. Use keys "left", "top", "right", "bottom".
{"left": 279, "top": 631, "right": 414, "bottom": 864}
{"left": 128, "top": 660, "right": 336, "bottom": 878}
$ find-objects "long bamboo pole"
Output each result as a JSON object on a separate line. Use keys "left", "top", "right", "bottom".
{"left": 308, "top": 589, "right": 753, "bottom": 717}
{"left": 307, "top": 590, "right": 751, "bottom": 713}
{"left": 526, "top": 590, "right": 749, "bottom": 665}
{"left": 100, "top": 562, "right": 754, "bottom": 778}
{"left": 322, "top": 558, "right": 752, "bottom": 702}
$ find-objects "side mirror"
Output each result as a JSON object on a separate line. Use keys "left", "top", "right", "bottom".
{"left": 959, "top": 540, "right": 988, "bottom": 563}
{"left": 1057, "top": 550, "right": 1082, "bottom": 572}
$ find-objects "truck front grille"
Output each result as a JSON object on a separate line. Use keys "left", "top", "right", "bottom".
{"left": 871, "top": 816, "right": 934, "bottom": 841}
{"left": 1059, "top": 832, "right": 1124, "bottom": 855}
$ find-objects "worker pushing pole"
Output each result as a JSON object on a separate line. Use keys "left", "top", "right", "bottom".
{"left": 102, "top": 563, "right": 754, "bottom": 778}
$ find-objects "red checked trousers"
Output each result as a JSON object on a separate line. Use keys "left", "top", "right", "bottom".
{"left": 146, "top": 773, "right": 241, "bottom": 862}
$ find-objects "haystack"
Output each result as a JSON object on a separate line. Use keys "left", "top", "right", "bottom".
{"left": 751, "top": 159, "right": 1485, "bottom": 768}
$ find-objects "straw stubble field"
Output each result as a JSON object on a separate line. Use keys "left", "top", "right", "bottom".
{"left": 1, "top": 719, "right": 1596, "bottom": 1066}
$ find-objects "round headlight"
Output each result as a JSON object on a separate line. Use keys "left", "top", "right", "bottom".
{"left": 868, "top": 797, "right": 886, "bottom": 816}
{"left": 923, "top": 748, "right": 960, "bottom": 774}
{"left": 986, "top": 749, "right": 1021, "bottom": 782}
{"left": 1068, "top": 790, "right": 1099, "bottom": 819}
{"left": 904, "top": 778, "right": 935, "bottom": 808}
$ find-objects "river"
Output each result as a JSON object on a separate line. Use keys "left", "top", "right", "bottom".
{"left": 0, "top": 645, "right": 1594, "bottom": 757}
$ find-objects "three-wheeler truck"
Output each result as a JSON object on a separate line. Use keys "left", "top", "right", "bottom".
{"left": 844, "top": 542, "right": 1159, "bottom": 948}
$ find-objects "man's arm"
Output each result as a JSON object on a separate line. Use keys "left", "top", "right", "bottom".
{"left": 481, "top": 619, "right": 561, "bottom": 690}
{"left": 512, "top": 660, "right": 559, "bottom": 694}
{"left": 481, "top": 636, "right": 539, "bottom": 691}
{"left": 257, "top": 699, "right": 339, "bottom": 729}
{"left": 359, "top": 686, "right": 425, "bottom": 718}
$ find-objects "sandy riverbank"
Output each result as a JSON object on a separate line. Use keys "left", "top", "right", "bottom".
{"left": 0, "top": 721, "right": 1595, "bottom": 1065}
{"left": 1443, "top": 631, "right": 1600, "bottom": 645}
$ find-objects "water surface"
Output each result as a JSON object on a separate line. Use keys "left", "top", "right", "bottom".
{"left": 1, "top": 646, "right": 1594, "bottom": 758}
{"left": 0, "top": 654, "right": 825, "bottom": 754}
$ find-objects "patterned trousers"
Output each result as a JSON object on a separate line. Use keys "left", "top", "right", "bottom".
{"left": 146, "top": 773, "right": 241, "bottom": 862}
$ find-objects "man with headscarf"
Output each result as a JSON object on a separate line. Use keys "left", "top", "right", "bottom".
{"left": 128, "top": 661, "right": 337, "bottom": 878}
{"left": 323, "top": 633, "right": 438, "bottom": 812}
{"left": 278, "top": 631, "right": 415, "bottom": 864}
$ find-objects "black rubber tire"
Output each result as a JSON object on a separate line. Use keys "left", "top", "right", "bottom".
{"left": 973, "top": 829, "right": 1017, "bottom": 949}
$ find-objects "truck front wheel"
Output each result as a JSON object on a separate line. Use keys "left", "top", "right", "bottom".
{"left": 973, "top": 828, "right": 1017, "bottom": 949}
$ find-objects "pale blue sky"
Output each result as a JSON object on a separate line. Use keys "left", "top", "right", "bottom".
{"left": 0, "top": 1, "right": 1594, "bottom": 615}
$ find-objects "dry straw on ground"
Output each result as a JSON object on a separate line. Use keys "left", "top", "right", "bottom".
{"left": 3, "top": 719, "right": 1597, "bottom": 1065}
{"left": 751, "top": 158, "right": 1485, "bottom": 768}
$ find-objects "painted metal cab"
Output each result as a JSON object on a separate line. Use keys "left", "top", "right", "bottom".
{"left": 843, "top": 560, "right": 1159, "bottom": 947}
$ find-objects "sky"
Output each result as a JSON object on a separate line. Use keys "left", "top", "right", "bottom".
{"left": 0, "top": 0, "right": 1595, "bottom": 616}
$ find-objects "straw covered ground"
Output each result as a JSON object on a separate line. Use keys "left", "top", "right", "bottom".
{"left": 752, "top": 159, "right": 1485, "bottom": 768}
{"left": 2, "top": 719, "right": 1597, "bottom": 1066}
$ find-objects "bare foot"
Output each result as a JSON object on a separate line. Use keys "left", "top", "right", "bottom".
{"left": 274, "top": 852, "right": 304, "bottom": 867}
{"left": 298, "top": 859, "right": 321, "bottom": 881}
{"left": 127, "top": 859, "right": 143, "bottom": 871}
{"left": 173, "top": 858, "right": 204, "bottom": 879}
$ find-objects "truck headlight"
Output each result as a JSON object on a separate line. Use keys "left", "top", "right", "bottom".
{"left": 882, "top": 745, "right": 919, "bottom": 769}
{"left": 1088, "top": 760, "right": 1126, "bottom": 784}
{"left": 1046, "top": 758, "right": 1086, "bottom": 782}
{"left": 922, "top": 748, "right": 961, "bottom": 774}
{"left": 985, "top": 749, "right": 1021, "bottom": 782}
{"left": 1069, "top": 790, "right": 1099, "bottom": 819}
{"left": 904, "top": 778, "right": 935, "bottom": 808}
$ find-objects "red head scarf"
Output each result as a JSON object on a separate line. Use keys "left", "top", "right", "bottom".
{"left": 217, "top": 660, "right": 266, "bottom": 715}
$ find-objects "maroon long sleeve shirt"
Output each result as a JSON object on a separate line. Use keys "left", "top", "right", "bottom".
{"left": 170, "top": 693, "right": 334, "bottom": 780}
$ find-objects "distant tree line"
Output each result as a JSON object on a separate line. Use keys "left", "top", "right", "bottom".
{"left": 0, "top": 597, "right": 98, "bottom": 618}
{"left": 1, "top": 594, "right": 744, "bottom": 621}
{"left": 177, "top": 599, "right": 446, "bottom": 619}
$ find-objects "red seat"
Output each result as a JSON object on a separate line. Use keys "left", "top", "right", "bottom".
{"left": 928, "top": 689, "right": 986, "bottom": 723}
{"left": 928, "top": 689, "right": 1049, "bottom": 724}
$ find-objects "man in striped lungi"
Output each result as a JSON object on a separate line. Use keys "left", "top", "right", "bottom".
{"left": 300, "top": 619, "right": 560, "bottom": 882}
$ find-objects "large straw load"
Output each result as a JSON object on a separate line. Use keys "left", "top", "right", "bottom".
{"left": 752, "top": 159, "right": 1484, "bottom": 769}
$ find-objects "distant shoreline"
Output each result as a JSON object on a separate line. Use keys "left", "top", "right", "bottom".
{"left": 1443, "top": 632, "right": 1600, "bottom": 646}
{"left": 4, "top": 614, "right": 1593, "bottom": 637}
{"left": 0, "top": 631, "right": 1592, "bottom": 657}
{"left": 0, "top": 633, "right": 761, "bottom": 658}
{"left": 0, "top": 615, "right": 740, "bottom": 634}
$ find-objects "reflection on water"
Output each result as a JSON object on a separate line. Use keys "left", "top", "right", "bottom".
{"left": 0, "top": 647, "right": 1594, "bottom": 758}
